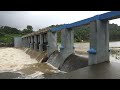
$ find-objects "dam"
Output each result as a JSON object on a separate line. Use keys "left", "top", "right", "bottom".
{"left": 1, "top": 11, "right": 120, "bottom": 79}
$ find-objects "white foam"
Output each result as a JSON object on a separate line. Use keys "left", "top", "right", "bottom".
{"left": 0, "top": 47, "right": 37, "bottom": 71}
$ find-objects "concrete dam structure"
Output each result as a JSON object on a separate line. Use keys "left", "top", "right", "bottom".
{"left": 14, "top": 11, "right": 120, "bottom": 79}
{"left": 17, "top": 27, "right": 89, "bottom": 72}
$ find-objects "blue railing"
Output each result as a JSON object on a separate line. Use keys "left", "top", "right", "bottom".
{"left": 51, "top": 11, "right": 120, "bottom": 32}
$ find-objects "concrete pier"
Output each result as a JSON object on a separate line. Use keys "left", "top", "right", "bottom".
{"left": 25, "top": 37, "right": 27, "bottom": 47}
{"left": 36, "top": 35, "right": 39, "bottom": 50}
{"left": 89, "top": 20, "right": 109, "bottom": 65}
{"left": 30, "top": 36, "right": 34, "bottom": 49}
{"left": 26, "top": 37, "right": 29, "bottom": 48}
{"left": 60, "top": 28, "right": 74, "bottom": 60}
{"left": 47, "top": 28, "right": 74, "bottom": 68}
{"left": 47, "top": 29, "right": 74, "bottom": 68}
{"left": 34, "top": 35, "right": 38, "bottom": 51}
{"left": 28, "top": 37, "right": 31, "bottom": 48}
{"left": 47, "top": 31, "right": 58, "bottom": 57}
{"left": 21, "top": 38, "right": 23, "bottom": 47}
{"left": 39, "top": 34, "right": 43, "bottom": 52}
{"left": 43, "top": 33, "right": 48, "bottom": 51}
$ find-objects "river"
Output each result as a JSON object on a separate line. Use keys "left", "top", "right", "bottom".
{"left": 0, "top": 48, "right": 63, "bottom": 79}
{"left": 0, "top": 41, "right": 120, "bottom": 79}
{"left": 73, "top": 41, "right": 120, "bottom": 63}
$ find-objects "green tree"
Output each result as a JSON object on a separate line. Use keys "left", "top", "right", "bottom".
{"left": 22, "top": 25, "right": 33, "bottom": 35}
{"left": 27, "top": 25, "right": 33, "bottom": 31}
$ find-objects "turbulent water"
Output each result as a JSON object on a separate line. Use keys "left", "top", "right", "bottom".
{"left": 109, "top": 42, "right": 120, "bottom": 63}
{"left": 0, "top": 48, "right": 62, "bottom": 79}
{"left": 110, "top": 48, "right": 120, "bottom": 63}
{"left": 0, "top": 48, "right": 37, "bottom": 72}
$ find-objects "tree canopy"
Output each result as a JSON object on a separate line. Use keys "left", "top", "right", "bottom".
{"left": 22, "top": 25, "right": 33, "bottom": 35}
{"left": 0, "top": 25, "right": 33, "bottom": 44}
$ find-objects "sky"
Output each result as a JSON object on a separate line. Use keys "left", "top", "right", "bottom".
{"left": 0, "top": 11, "right": 120, "bottom": 31}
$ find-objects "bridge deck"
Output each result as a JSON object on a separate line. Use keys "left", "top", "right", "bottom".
{"left": 44, "top": 61, "right": 120, "bottom": 79}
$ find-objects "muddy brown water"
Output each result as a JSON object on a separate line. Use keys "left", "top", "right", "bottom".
{"left": 0, "top": 42, "right": 120, "bottom": 79}
{"left": 0, "top": 47, "right": 62, "bottom": 79}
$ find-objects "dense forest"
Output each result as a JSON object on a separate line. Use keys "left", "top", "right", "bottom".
{"left": 0, "top": 25, "right": 33, "bottom": 46}
{"left": 0, "top": 23, "right": 120, "bottom": 46}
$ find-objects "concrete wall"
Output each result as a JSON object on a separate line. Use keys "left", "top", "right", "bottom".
{"left": 14, "top": 37, "right": 22, "bottom": 48}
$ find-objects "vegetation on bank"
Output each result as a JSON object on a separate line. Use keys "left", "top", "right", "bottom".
{"left": 0, "top": 23, "right": 120, "bottom": 46}
{"left": 0, "top": 25, "right": 33, "bottom": 46}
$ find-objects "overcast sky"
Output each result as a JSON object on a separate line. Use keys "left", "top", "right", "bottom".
{"left": 0, "top": 11, "right": 120, "bottom": 31}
